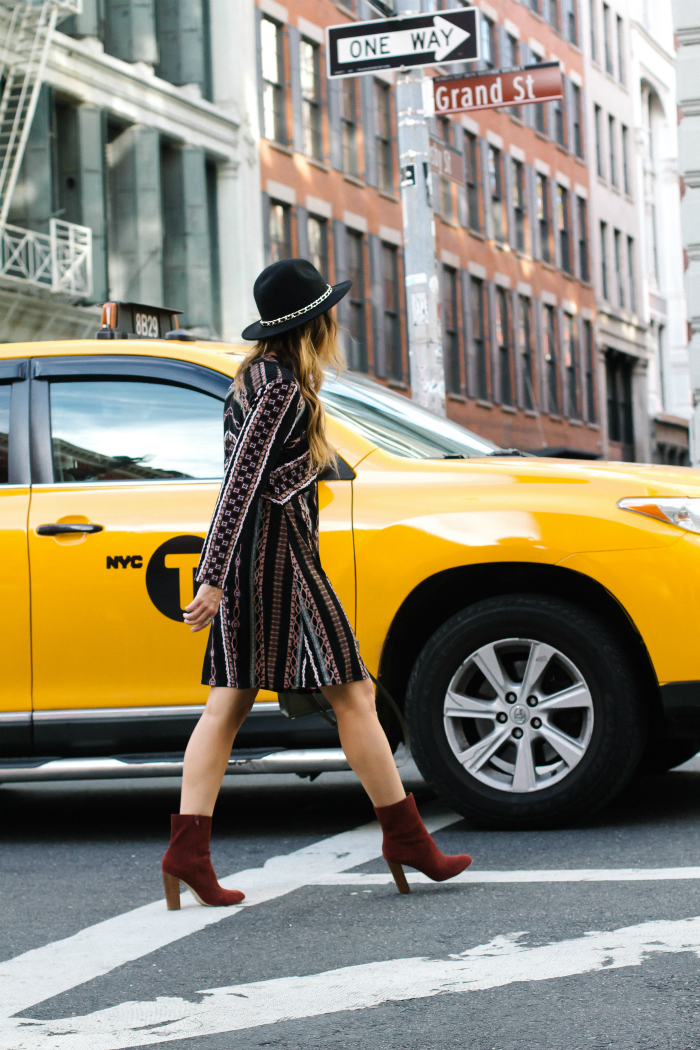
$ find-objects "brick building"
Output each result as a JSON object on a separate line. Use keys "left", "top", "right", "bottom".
{"left": 255, "top": 0, "right": 600, "bottom": 456}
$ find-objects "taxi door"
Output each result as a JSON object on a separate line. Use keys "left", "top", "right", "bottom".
{"left": 27, "top": 354, "right": 232, "bottom": 720}
{"left": 26, "top": 353, "right": 359, "bottom": 730}
{"left": 0, "top": 360, "right": 31, "bottom": 755}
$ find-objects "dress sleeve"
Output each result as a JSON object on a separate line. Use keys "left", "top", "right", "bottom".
{"left": 196, "top": 376, "right": 299, "bottom": 588}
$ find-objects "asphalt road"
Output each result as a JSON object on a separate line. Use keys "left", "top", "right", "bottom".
{"left": 3, "top": 756, "right": 700, "bottom": 1050}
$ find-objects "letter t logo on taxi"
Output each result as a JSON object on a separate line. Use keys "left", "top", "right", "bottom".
{"left": 164, "top": 553, "right": 201, "bottom": 610}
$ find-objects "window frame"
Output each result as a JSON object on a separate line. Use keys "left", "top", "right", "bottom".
{"left": 346, "top": 228, "right": 367, "bottom": 371}
{"left": 471, "top": 276, "right": 489, "bottom": 400}
{"left": 488, "top": 145, "right": 506, "bottom": 243}
{"left": 543, "top": 303, "right": 559, "bottom": 414}
{"left": 29, "top": 356, "right": 230, "bottom": 486}
{"left": 537, "top": 173, "right": 552, "bottom": 264}
{"left": 496, "top": 285, "right": 513, "bottom": 406}
{"left": 374, "top": 78, "right": 393, "bottom": 193}
{"left": 341, "top": 77, "right": 360, "bottom": 177}
{"left": 563, "top": 312, "right": 579, "bottom": 419}
{"left": 512, "top": 158, "right": 527, "bottom": 252}
{"left": 307, "top": 213, "right": 329, "bottom": 278}
{"left": 300, "top": 37, "right": 322, "bottom": 161}
{"left": 608, "top": 114, "right": 617, "bottom": 187}
{"left": 577, "top": 196, "right": 589, "bottom": 281}
{"left": 269, "top": 199, "right": 292, "bottom": 263}
{"left": 572, "top": 82, "right": 583, "bottom": 158}
{"left": 382, "top": 241, "right": 402, "bottom": 382}
{"left": 518, "top": 296, "right": 535, "bottom": 410}
{"left": 464, "top": 130, "right": 481, "bottom": 233}
{"left": 557, "top": 184, "right": 571, "bottom": 274}
{"left": 584, "top": 318, "right": 597, "bottom": 422}
{"left": 594, "top": 104, "right": 604, "bottom": 178}
{"left": 600, "top": 220, "right": 609, "bottom": 300}
{"left": 261, "top": 16, "right": 287, "bottom": 145}
{"left": 442, "top": 265, "right": 461, "bottom": 394}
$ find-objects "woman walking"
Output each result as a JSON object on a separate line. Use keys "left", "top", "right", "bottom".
{"left": 161, "top": 259, "right": 472, "bottom": 908}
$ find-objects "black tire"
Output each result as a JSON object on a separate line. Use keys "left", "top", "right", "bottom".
{"left": 406, "top": 594, "right": 647, "bottom": 829}
{"left": 636, "top": 739, "right": 700, "bottom": 776}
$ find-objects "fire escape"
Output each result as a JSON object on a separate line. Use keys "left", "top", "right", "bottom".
{"left": 0, "top": 0, "right": 92, "bottom": 298}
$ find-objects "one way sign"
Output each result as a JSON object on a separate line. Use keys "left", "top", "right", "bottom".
{"left": 326, "top": 8, "right": 479, "bottom": 78}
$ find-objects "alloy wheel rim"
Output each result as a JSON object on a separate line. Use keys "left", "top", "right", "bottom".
{"left": 443, "top": 637, "right": 595, "bottom": 794}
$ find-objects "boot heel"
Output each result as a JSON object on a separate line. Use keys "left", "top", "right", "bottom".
{"left": 387, "top": 860, "right": 411, "bottom": 894}
{"left": 163, "top": 872, "right": 181, "bottom": 910}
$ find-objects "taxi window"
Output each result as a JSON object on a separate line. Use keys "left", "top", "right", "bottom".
{"left": 0, "top": 385, "right": 9, "bottom": 482}
{"left": 320, "top": 373, "right": 499, "bottom": 459}
{"left": 48, "top": 380, "right": 223, "bottom": 482}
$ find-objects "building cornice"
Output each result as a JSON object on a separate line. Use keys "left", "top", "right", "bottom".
{"left": 46, "top": 32, "right": 240, "bottom": 161}
{"left": 630, "top": 20, "right": 675, "bottom": 64}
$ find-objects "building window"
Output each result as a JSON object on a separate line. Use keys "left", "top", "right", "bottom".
{"left": 577, "top": 196, "right": 589, "bottom": 281}
{"left": 552, "top": 94, "right": 565, "bottom": 147}
{"left": 496, "top": 286, "right": 512, "bottom": 406}
{"left": 512, "top": 159, "right": 526, "bottom": 252}
{"left": 530, "top": 0, "right": 540, "bottom": 14}
{"left": 481, "top": 17, "right": 496, "bottom": 69}
{"left": 627, "top": 235, "right": 635, "bottom": 312}
{"left": 544, "top": 303, "right": 559, "bottom": 413}
{"left": 537, "top": 173, "right": 551, "bottom": 263}
{"left": 606, "top": 350, "right": 634, "bottom": 460}
{"left": 269, "top": 200, "right": 291, "bottom": 262}
{"left": 472, "top": 277, "right": 488, "bottom": 399}
{"left": 603, "top": 3, "right": 613, "bottom": 75}
{"left": 566, "top": 0, "right": 577, "bottom": 43}
{"left": 443, "top": 266, "right": 460, "bottom": 393}
{"left": 548, "top": 0, "right": 559, "bottom": 31}
{"left": 347, "top": 229, "right": 367, "bottom": 371}
{"left": 507, "top": 35, "right": 520, "bottom": 118}
{"left": 594, "top": 104, "right": 603, "bottom": 177}
{"left": 535, "top": 96, "right": 547, "bottom": 135}
{"left": 614, "top": 228, "right": 624, "bottom": 307}
{"left": 600, "top": 221, "right": 608, "bottom": 299}
{"left": 564, "top": 313, "right": 579, "bottom": 418}
{"left": 616, "top": 15, "right": 624, "bottom": 82}
{"left": 557, "top": 185, "right": 571, "bottom": 273}
{"left": 571, "top": 83, "right": 583, "bottom": 158}
{"left": 307, "top": 215, "right": 328, "bottom": 277}
{"left": 438, "top": 119, "right": 454, "bottom": 221}
{"left": 382, "top": 243, "right": 402, "bottom": 381}
{"left": 488, "top": 146, "right": 506, "bottom": 242}
{"left": 341, "top": 79, "right": 359, "bottom": 176}
{"left": 518, "top": 296, "right": 535, "bottom": 409}
{"left": 589, "top": 0, "right": 597, "bottom": 62}
{"left": 261, "top": 17, "right": 286, "bottom": 144}
{"left": 657, "top": 323, "right": 666, "bottom": 410}
{"left": 375, "top": 80, "right": 393, "bottom": 192}
{"left": 300, "top": 39, "right": 322, "bottom": 161}
{"left": 584, "top": 319, "right": 596, "bottom": 421}
{"left": 608, "top": 115, "right": 617, "bottom": 186}
{"left": 464, "top": 131, "right": 481, "bottom": 232}
{"left": 621, "top": 125, "right": 630, "bottom": 195}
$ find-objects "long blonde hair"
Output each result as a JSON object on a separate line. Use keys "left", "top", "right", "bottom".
{"left": 235, "top": 310, "right": 344, "bottom": 473}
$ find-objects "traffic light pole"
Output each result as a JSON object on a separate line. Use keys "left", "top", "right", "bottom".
{"left": 395, "top": 2, "right": 445, "bottom": 417}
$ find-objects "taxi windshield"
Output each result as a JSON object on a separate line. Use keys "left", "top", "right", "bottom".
{"left": 320, "top": 371, "right": 500, "bottom": 459}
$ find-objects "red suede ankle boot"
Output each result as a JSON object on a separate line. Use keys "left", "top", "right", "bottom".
{"left": 374, "top": 793, "right": 472, "bottom": 894}
{"left": 161, "top": 814, "right": 245, "bottom": 909}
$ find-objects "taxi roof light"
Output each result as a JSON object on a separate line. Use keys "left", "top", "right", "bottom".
{"left": 96, "top": 301, "right": 196, "bottom": 341}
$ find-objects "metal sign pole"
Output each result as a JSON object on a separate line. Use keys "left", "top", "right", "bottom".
{"left": 395, "top": 4, "right": 445, "bottom": 416}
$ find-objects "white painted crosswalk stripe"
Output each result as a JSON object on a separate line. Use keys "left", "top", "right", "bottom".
{"left": 0, "top": 805, "right": 460, "bottom": 1019}
{"left": 3, "top": 916, "right": 700, "bottom": 1049}
{"left": 314, "top": 866, "right": 700, "bottom": 885}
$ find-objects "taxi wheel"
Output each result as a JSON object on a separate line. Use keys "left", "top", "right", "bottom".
{"left": 406, "top": 594, "right": 647, "bottom": 829}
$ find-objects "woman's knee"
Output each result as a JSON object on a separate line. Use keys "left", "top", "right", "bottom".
{"left": 322, "top": 679, "right": 376, "bottom": 717}
{"left": 205, "top": 687, "right": 257, "bottom": 723}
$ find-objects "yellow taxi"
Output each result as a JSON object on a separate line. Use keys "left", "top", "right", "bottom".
{"left": 2, "top": 300, "right": 700, "bottom": 828}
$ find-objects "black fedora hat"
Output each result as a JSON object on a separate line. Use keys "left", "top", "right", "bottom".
{"left": 241, "top": 258, "right": 352, "bottom": 340}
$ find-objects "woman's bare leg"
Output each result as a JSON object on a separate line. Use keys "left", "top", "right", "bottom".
{"left": 180, "top": 687, "right": 258, "bottom": 816}
{"left": 321, "top": 679, "right": 405, "bottom": 808}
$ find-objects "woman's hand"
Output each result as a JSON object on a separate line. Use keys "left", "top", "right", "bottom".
{"left": 184, "top": 584, "right": 223, "bottom": 633}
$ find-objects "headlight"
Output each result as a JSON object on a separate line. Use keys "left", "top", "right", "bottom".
{"left": 617, "top": 497, "right": 700, "bottom": 534}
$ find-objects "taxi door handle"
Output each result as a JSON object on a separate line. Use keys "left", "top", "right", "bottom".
{"left": 36, "top": 523, "right": 104, "bottom": 536}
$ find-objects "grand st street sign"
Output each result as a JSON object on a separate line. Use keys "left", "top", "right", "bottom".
{"left": 326, "top": 8, "right": 479, "bottom": 78}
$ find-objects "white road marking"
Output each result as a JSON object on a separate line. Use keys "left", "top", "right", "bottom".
{"left": 4, "top": 915, "right": 700, "bottom": 1049}
{"left": 314, "top": 866, "right": 700, "bottom": 885}
{"left": 0, "top": 805, "right": 460, "bottom": 1019}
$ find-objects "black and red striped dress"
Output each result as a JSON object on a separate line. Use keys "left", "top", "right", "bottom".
{"left": 196, "top": 356, "right": 368, "bottom": 691}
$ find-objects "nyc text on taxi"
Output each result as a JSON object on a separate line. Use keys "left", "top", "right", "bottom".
{"left": 2, "top": 301, "right": 700, "bottom": 828}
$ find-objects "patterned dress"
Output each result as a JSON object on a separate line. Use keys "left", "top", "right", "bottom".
{"left": 196, "top": 356, "right": 368, "bottom": 691}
